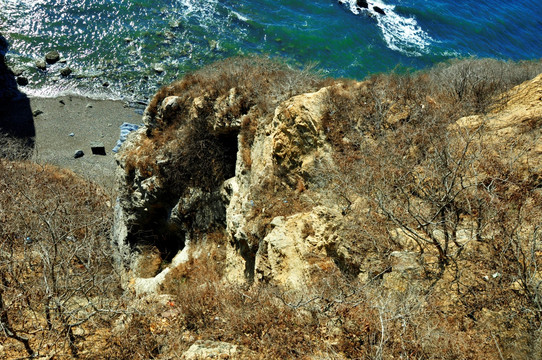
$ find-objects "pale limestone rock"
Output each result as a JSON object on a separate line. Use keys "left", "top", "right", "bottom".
{"left": 114, "top": 80, "right": 349, "bottom": 291}
{"left": 254, "top": 207, "right": 341, "bottom": 291}
{"left": 181, "top": 340, "right": 248, "bottom": 359}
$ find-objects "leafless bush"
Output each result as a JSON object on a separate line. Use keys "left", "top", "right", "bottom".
{"left": 428, "top": 58, "right": 542, "bottom": 113}
{"left": 0, "top": 160, "right": 122, "bottom": 358}
{"left": 0, "top": 132, "right": 33, "bottom": 160}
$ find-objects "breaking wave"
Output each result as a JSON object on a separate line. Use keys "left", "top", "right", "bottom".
{"left": 338, "top": 0, "right": 433, "bottom": 56}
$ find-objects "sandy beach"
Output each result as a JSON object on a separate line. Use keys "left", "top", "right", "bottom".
{"left": 0, "top": 92, "right": 144, "bottom": 190}
{"left": 28, "top": 95, "right": 144, "bottom": 189}
{"left": 2, "top": 36, "right": 145, "bottom": 190}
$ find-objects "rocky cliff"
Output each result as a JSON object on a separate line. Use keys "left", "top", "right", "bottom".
{"left": 111, "top": 57, "right": 542, "bottom": 357}
{"left": 114, "top": 58, "right": 541, "bottom": 294}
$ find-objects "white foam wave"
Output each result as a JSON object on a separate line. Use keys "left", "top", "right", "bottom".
{"left": 338, "top": 0, "right": 433, "bottom": 56}
{"left": 231, "top": 10, "right": 250, "bottom": 22}
{"left": 177, "top": 0, "right": 219, "bottom": 29}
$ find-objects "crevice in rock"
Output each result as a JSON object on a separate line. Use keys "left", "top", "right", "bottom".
{"left": 123, "top": 126, "right": 241, "bottom": 269}
{"left": 325, "top": 244, "right": 362, "bottom": 279}
{"left": 233, "top": 237, "right": 257, "bottom": 284}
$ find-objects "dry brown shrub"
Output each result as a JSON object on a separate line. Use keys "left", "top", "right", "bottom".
{"left": 0, "top": 132, "right": 33, "bottom": 160}
{"left": 0, "top": 159, "right": 121, "bottom": 358}
{"left": 122, "top": 57, "right": 329, "bottom": 194}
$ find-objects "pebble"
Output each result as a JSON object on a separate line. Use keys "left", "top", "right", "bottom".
{"left": 74, "top": 150, "right": 84, "bottom": 158}
{"left": 86, "top": 103, "right": 93, "bottom": 108}
{"left": 45, "top": 50, "right": 60, "bottom": 64}
{"left": 33, "top": 110, "right": 44, "bottom": 116}
{"left": 69, "top": 132, "right": 75, "bottom": 137}
{"left": 59, "top": 99, "right": 65, "bottom": 105}
{"left": 60, "top": 67, "right": 72, "bottom": 77}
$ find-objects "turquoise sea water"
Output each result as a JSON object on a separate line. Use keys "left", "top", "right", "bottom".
{"left": 1, "top": 0, "right": 541, "bottom": 102}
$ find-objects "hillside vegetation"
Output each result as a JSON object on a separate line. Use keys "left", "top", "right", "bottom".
{"left": 2, "top": 57, "right": 542, "bottom": 359}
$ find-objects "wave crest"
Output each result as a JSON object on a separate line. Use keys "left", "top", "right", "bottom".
{"left": 338, "top": 0, "right": 433, "bottom": 56}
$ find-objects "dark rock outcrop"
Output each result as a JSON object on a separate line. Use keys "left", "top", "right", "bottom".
{"left": 356, "top": 0, "right": 368, "bottom": 9}
{"left": 373, "top": 6, "right": 386, "bottom": 15}
{"left": 0, "top": 33, "right": 35, "bottom": 159}
{"left": 45, "top": 50, "right": 60, "bottom": 64}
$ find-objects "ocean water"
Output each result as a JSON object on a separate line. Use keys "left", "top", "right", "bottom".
{"left": 1, "top": 0, "right": 541, "bottom": 102}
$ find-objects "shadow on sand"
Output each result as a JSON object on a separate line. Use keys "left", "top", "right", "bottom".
{"left": 0, "top": 33, "right": 35, "bottom": 159}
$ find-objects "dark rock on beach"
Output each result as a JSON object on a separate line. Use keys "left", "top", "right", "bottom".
{"left": 45, "top": 50, "right": 61, "bottom": 64}
{"left": 60, "top": 67, "right": 72, "bottom": 77}
{"left": 373, "top": 6, "right": 386, "bottom": 15}
{"left": 74, "top": 150, "right": 84, "bottom": 159}
{"left": 16, "top": 76, "right": 29, "bottom": 86}
{"left": 356, "top": 0, "right": 368, "bottom": 9}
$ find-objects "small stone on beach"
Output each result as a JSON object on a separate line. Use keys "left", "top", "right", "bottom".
{"left": 74, "top": 150, "right": 84, "bottom": 159}
{"left": 45, "top": 50, "right": 61, "bottom": 65}
{"left": 69, "top": 133, "right": 75, "bottom": 137}
{"left": 60, "top": 67, "right": 72, "bottom": 77}
{"left": 59, "top": 100, "right": 65, "bottom": 105}
{"left": 33, "top": 110, "right": 44, "bottom": 117}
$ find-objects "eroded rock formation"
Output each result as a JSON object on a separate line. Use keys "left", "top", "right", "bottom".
{"left": 113, "top": 59, "right": 542, "bottom": 304}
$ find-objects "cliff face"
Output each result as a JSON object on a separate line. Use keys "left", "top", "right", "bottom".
{"left": 111, "top": 59, "right": 542, "bottom": 357}
{"left": 114, "top": 61, "right": 542, "bottom": 296}
{"left": 113, "top": 62, "right": 344, "bottom": 292}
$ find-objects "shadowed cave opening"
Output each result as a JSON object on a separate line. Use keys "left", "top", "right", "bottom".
{"left": 127, "top": 129, "right": 240, "bottom": 270}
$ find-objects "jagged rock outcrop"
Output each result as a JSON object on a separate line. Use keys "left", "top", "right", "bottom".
{"left": 113, "top": 68, "right": 349, "bottom": 292}
{"left": 113, "top": 61, "right": 542, "bottom": 300}
{"left": 0, "top": 32, "right": 18, "bottom": 102}
{"left": 455, "top": 73, "right": 542, "bottom": 171}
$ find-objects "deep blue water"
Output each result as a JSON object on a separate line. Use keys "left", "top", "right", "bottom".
{"left": 1, "top": 0, "right": 541, "bottom": 102}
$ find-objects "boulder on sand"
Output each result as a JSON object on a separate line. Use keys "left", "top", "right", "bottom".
{"left": 45, "top": 50, "right": 61, "bottom": 65}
